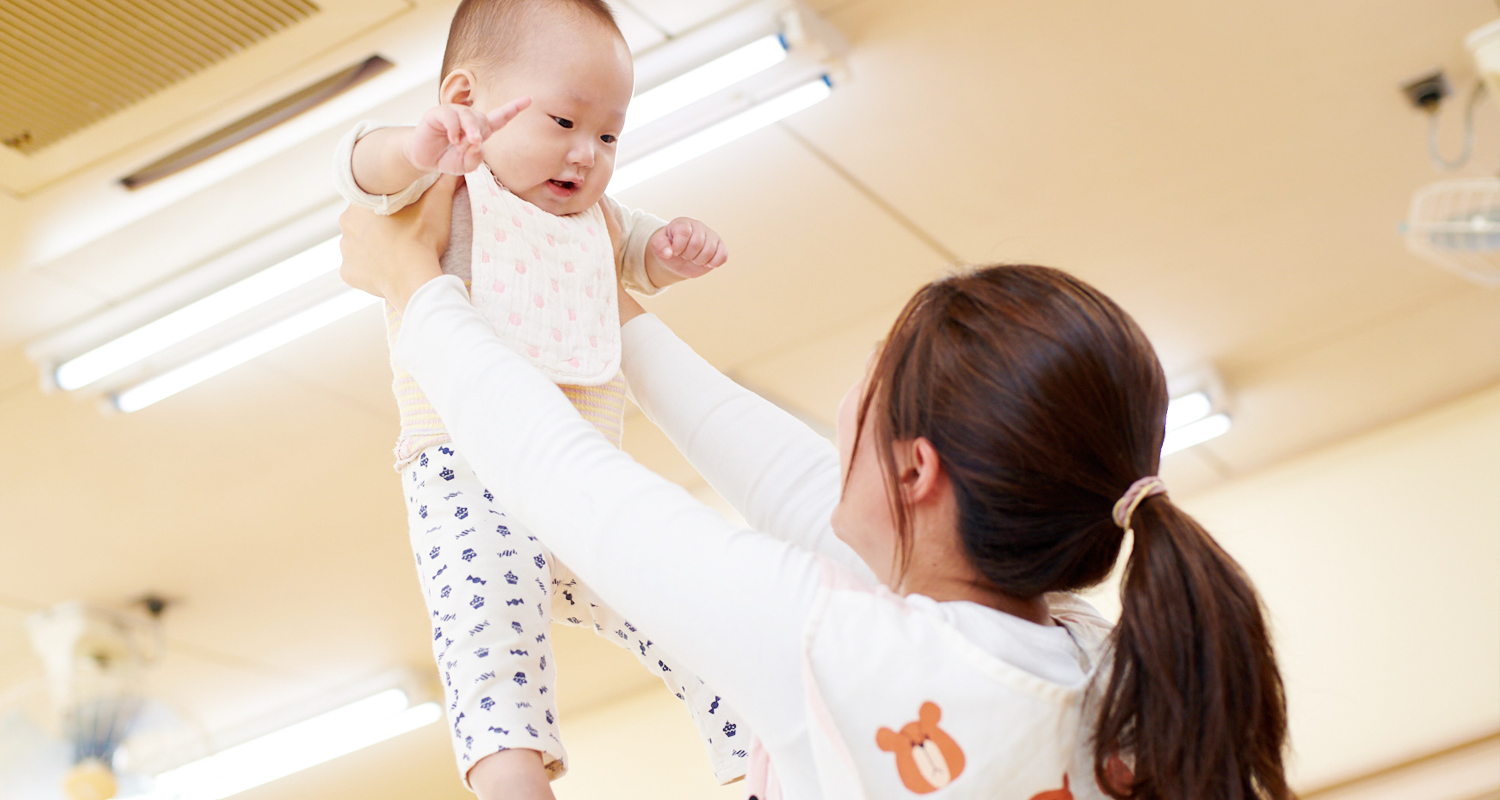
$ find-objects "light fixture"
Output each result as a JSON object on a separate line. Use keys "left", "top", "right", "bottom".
{"left": 113, "top": 289, "right": 378, "bottom": 412}
{"left": 1161, "top": 375, "right": 1233, "bottom": 456}
{"left": 26, "top": 202, "right": 380, "bottom": 412}
{"left": 613, "top": 77, "right": 832, "bottom": 191}
{"left": 54, "top": 237, "right": 343, "bottom": 392}
{"left": 1164, "top": 390, "right": 1212, "bottom": 432}
{"left": 613, "top": 0, "right": 848, "bottom": 190}
{"left": 623, "top": 33, "right": 788, "bottom": 134}
{"left": 1162, "top": 411, "right": 1233, "bottom": 456}
{"left": 137, "top": 688, "right": 440, "bottom": 800}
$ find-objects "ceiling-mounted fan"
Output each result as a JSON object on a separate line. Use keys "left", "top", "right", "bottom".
{"left": 1402, "top": 20, "right": 1500, "bottom": 287}
{"left": 0, "top": 602, "right": 206, "bottom": 800}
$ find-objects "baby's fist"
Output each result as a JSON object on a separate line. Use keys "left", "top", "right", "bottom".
{"left": 650, "top": 218, "right": 728, "bottom": 280}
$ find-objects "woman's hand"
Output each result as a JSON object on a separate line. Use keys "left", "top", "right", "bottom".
{"left": 339, "top": 174, "right": 458, "bottom": 313}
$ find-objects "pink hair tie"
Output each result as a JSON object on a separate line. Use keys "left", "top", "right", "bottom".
{"left": 1112, "top": 476, "right": 1166, "bottom": 535}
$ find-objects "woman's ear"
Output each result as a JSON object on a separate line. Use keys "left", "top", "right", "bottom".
{"left": 897, "top": 437, "right": 946, "bottom": 506}
{"left": 439, "top": 69, "right": 479, "bottom": 106}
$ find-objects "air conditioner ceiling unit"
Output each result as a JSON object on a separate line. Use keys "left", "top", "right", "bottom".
{"left": 0, "top": 0, "right": 414, "bottom": 197}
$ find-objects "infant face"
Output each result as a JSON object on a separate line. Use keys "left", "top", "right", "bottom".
{"left": 469, "top": 15, "right": 633, "bottom": 216}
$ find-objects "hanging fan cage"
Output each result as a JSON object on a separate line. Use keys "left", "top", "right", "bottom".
{"left": 1404, "top": 177, "right": 1500, "bottom": 286}
{"left": 0, "top": 603, "right": 206, "bottom": 800}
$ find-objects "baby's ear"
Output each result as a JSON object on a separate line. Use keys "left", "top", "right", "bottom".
{"left": 439, "top": 68, "right": 479, "bottom": 106}
{"left": 876, "top": 727, "right": 905, "bottom": 752}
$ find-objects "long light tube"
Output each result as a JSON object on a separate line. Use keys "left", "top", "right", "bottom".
{"left": 613, "top": 77, "right": 832, "bottom": 191}
{"left": 1161, "top": 390, "right": 1231, "bottom": 455}
{"left": 54, "top": 237, "right": 343, "bottom": 391}
{"left": 113, "top": 289, "right": 378, "bottom": 412}
{"left": 624, "top": 34, "right": 788, "bottom": 133}
{"left": 140, "top": 689, "right": 440, "bottom": 800}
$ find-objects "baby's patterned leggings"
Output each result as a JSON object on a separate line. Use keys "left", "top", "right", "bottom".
{"left": 404, "top": 443, "right": 749, "bottom": 785}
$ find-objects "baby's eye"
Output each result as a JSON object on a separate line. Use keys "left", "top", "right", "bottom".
{"left": 552, "top": 116, "right": 574, "bottom": 129}
{"left": 600, "top": 134, "right": 617, "bottom": 144}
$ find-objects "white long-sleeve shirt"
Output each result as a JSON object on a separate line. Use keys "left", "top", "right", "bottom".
{"left": 394, "top": 276, "right": 1114, "bottom": 799}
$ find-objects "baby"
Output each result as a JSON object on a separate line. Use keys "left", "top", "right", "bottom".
{"left": 332, "top": 0, "right": 743, "bottom": 797}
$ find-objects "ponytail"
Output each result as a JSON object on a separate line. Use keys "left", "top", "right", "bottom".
{"left": 1095, "top": 498, "right": 1289, "bottom": 800}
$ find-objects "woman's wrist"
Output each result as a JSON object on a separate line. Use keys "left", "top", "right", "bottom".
{"left": 385, "top": 247, "right": 444, "bottom": 314}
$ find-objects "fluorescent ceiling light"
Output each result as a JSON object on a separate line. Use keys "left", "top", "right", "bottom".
{"left": 55, "top": 237, "right": 343, "bottom": 391}
{"left": 624, "top": 34, "right": 788, "bottom": 133}
{"left": 1162, "top": 389, "right": 1231, "bottom": 455}
{"left": 138, "top": 688, "right": 439, "bottom": 800}
{"left": 1162, "top": 413, "right": 1232, "bottom": 456}
{"left": 613, "top": 77, "right": 832, "bottom": 191}
{"left": 1165, "top": 390, "right": 1212, "bottom": 431}
{"left": 114, "top": 289, "right": 378, "bottom": 413}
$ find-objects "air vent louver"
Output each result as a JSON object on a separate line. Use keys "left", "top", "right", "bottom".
{"left": 0, "top": 0, "right": 320, "bottom": 155}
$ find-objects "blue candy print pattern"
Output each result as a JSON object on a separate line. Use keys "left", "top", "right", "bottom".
{"left": 403, "top": 443, "right": 749, "bottom": 786}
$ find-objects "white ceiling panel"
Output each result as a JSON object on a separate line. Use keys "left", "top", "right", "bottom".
{"left": 625, "top": 0, "right": 749, "bottom": 37}
{"left": 31, "top": 130, "right": 349, "bottom": 309}
{"left": 614, "top": 123, "right": 949, "bottom": 370}
{"left": 1209, "top": 283, "right": 1500, "bottom": 475}
{"left": 0, "top": 269, "right": 104, "bottom": 349}
{"left": 250, "top": 304, "right": 400, "bottom": 423}
{"left": 729, "top": 301, "right": 897, "bottom": 428}
{"left": 790, "top": 0, "right": 1500, "bottom": 370}
{"left": 607, "top": 0, "right": 668, "bottom": 52}
{"left": 0, "top": 362, "right": 414, "bottom": 669}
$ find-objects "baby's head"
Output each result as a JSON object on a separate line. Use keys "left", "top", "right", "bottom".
{"left": 439, "top": 0, "right": 633, "bottom": 215}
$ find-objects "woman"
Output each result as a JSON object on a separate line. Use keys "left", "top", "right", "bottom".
{"left": 339, "top": 175, "right": 1288, "bottom": 800}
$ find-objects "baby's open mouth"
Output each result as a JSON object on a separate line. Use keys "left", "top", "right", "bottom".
{"left": 549, "top": 179, "right": 578, "bottom": 191}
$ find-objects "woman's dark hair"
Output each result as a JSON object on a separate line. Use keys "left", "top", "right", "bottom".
{"left": 851, "top": 264, "right": 1288, "bottom": 800}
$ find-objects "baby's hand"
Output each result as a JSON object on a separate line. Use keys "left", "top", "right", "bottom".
{"left": 648, "top": 218, "right": 728, "bottom": 280}
{"left": 405, "top": 97, "right": 531, "bottom": 175}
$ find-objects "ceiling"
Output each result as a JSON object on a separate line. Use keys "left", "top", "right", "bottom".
{"left": 1, "top": 0, "right": 1498, "bottom": 797}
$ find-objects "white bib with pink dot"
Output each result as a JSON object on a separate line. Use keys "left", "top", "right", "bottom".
{"left": 467, "top": 164, "right": 620, "bottom": 386}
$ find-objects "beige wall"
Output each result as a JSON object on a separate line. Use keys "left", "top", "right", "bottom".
{"left": 1175, "top": 383, "right": 1500, "bottom": 789}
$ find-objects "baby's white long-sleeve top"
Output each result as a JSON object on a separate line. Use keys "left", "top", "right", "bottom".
{"left": 394, "top": 276, "right": 1111, "bottom": 799}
